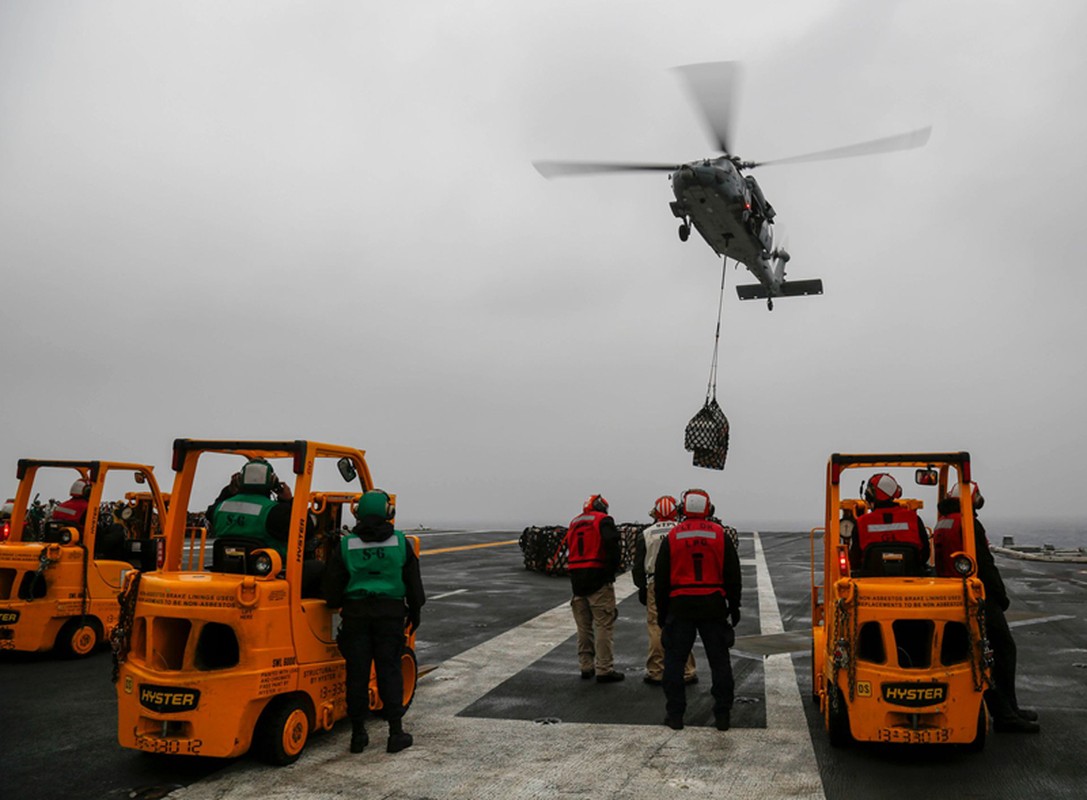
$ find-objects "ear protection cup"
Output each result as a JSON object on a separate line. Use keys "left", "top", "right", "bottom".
{"left": 373, "top": 489, "right": 395, "bottom": 520}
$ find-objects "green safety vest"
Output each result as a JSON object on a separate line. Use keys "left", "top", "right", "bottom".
{"left": 213, "top": 493, "right": 286, "bottom": 557}
{"left": 342, "top": 529, "right": 407, "bottom": 600}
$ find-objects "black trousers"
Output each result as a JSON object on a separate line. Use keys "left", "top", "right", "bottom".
{"left": 336, "top": 615, "right": 405, "bottom": 724}
{"left": 983, "top": 599, "right": 1021, "bottom": 720}
{"left": 662, "top": 616, "right": 735, "bottom": 719}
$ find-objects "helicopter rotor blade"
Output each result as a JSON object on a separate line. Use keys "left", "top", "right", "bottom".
{"left": 533, "top": 160, "right": 679, "bottom": 178}
{"left": 744, "top": 126, "right": 932, "bottom": 169}
{"left": 674, "top": 61, "right": 740, "bottom": 156}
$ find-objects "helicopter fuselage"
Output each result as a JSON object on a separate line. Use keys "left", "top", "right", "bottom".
{"left": 670, "top": 158, "right": 777, "bottom": 283}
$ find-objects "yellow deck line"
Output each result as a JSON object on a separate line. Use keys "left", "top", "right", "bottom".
{"left": 420, "top": 538, "right": 520, "bottom": 556}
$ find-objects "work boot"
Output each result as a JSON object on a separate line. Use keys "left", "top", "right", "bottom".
{"left": 643, "top": 675, "right": 662, "bottom": 686}
{"left": 684, "top": 675, "right": 699, "bottom": 686}
{"left": 596, "top": 671, "right": 625, "bottom": 683}
{"left": 386, "top": 718, "right": 414, "bottom": 753}
{"left": 349, "top": 722, "right": 369, "bottom": 753}
{"left": 715, "top": 712, "right": 731, "bottom": 731}
{"left": 580, "top": 669, "right": 594, "bottom": 680}
{"left": 993, "top": 716, "right": 1040, "bottom": 733}
{"left": 1016, "top": 707, "right": 1039, "bottom": 722}
{"left": 387, "top": 732, "right": 414, "bottom": 753}
{"left": 663, "top": 716, "right": 684, "bottom": 730}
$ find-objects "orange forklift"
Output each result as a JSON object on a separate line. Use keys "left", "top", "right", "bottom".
{"left": 811, "top": 452, "right": 990, "bottom": 749}
{"left": 114, "top": 439, "right": 418, "bottom": 765}
{"left": 0, "top": 460, "right": 167, "bottom": 657}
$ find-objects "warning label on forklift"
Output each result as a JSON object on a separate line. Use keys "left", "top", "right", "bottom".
{"left": 258, "top": 669, "right": 293, "bottom": 696}
{"left": 302, "top": 664, "right": 342, "bottom": 684}
{"left": 139, "top": 589, "right": 236, "bottom": 609}
{"left": 859, "top": 593, "right": 961, "bottom": 609}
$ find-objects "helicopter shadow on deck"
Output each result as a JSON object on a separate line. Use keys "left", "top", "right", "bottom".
{"left": 457, "top": 560, "right": 767, "bottom": 729}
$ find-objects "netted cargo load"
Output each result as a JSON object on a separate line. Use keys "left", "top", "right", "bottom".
{"left": 519, "top": 526, "right": 569, "bottom": 575}
{"left": 519, "top": 523, "right": 647, "bottom": 577}
{"left": 685, "top": 397, "right": 730, "bottom": 470}
{"left": 617, "top": 524, "right": 645, "bottom": 571}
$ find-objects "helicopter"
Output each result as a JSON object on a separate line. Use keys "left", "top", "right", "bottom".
{"left": 534, "top": 62, "right": 931, "bottom": 310}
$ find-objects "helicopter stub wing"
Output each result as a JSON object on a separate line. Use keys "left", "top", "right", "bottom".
{"left": 736, "top": 279, "right": 824, "bottom": 301}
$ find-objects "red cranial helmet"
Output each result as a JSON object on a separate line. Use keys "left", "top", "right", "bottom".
{"left": 864, "top": 473, "right": 902, "bottom": 504}
{"left": 681, "top": 489, "right": 712, "bottom": 519}
{"left": 583, "top": 494, "right": 609, "bottom": 514}
{"left": 949, "top": 481, "right": 984, "bottom": 510}
{"left": 650, "top": 495, "right": 678, "bottom": 521}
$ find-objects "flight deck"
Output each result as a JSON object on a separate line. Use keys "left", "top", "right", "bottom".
{"left": 2, "top": 529, "right": 1084, "bottom": 800}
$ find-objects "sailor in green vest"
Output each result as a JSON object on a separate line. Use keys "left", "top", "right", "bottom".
{"left": 209, "top": 458, "right": 292, "bottom": 558}
{"left": 323, "top": 489, "right": 425, "bottom": 754}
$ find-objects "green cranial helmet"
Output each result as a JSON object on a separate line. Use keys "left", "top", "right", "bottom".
{"left": 239, "top": 458, "right": 276, "bottom": 492}
{"left": 356, "top": 489, "right": 394, "bottom": 521}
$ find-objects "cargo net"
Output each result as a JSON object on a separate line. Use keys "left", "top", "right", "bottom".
{"left": 685, "top": 397, "right": 730, "bottom": 470}
{"left": 519, "top": 524, "right": 645, "bottom": 577}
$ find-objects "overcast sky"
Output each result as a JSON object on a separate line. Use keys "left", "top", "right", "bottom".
{"left": 1, "top": 1, "right": 1084, "bottom": 530}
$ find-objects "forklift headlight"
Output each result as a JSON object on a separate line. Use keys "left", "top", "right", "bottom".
{"left": 952, "top": 553, "right": 975, "bottom": 577}
{"left": 250, "top": 548, "right": 281, "bottom": 579}
{"left": 252, "top": 552, "right": 274, "bottom": 576}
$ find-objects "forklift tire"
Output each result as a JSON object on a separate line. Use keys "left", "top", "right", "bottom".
{"left": 827, "top": 686, "right": 852, "bottom": 748}
{"left": 372, "top": 647, "right": 419, "bottom": 719}
{"left": 964, "top": 703, "right": 987, "bottom": 752}
{"left": 55, "top": 617, "right": 102, "bottom": 658}
{"left": 402, "top": 647, "right": 418, "bottom": 711}
{"left": 255, "top": 696, "right": 311, "bottom": 766}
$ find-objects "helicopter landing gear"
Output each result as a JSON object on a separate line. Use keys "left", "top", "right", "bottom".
{"left": 678, "top": 222, "right": 690, "bottom": 242}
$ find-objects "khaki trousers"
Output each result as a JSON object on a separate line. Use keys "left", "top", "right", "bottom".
{"left": 570, "top": 583, "right": 617, "bottom": 675}
{"left": 646, "top": 580, "right": 696, "bottom": 681}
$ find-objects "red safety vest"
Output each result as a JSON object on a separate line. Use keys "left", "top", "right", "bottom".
{"left": 52, "top": 497, "right": 89, "bottom": 525}
{"left": 856, "top": 505, "right": 921, "bottom": 556}
{"left": 566, "top": 512, "right": 606, "bottom": 569}
{"left": 667, "top": 519, "right": 727, "bottom": 598}
{"left": 932, "top": 514, "right": 964, "bottom": 577}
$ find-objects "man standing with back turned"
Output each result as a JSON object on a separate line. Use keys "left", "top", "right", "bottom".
{"left": 567, "top": 494, "right": 624, "bottom": 683}
{"left": 655, "top": 488, "right": 742, "bottom": 731}
{"left": 324, "top": 489, "right": 425, "bottom": 754}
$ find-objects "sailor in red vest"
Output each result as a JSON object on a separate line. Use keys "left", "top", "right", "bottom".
{"left": 653, "top": 489, "right": 742, "bottom": 731}
{"left": 936, "top": 482, "right": 1039, "bottom": 733}
{"left": 633, "top": 495, "right": 698, "bottom": 686}
{"left": 51, "top": 479, "right": 91, "bottom": 529}
{"left": 566, "top": 494, "right": 624, "bottom": 683}
{"left": 850, "top": 473, "right": 930, "bottom": 574}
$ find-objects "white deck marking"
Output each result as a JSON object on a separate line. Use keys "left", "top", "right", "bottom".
{"left": 430, "top": 588, "right": 469, "bottom": 601}
{"left": 1007, "top": 613, "right": 1074, "bottom": 628}
{"left": 173, "top": 533, "right": 825, "bottom": 800}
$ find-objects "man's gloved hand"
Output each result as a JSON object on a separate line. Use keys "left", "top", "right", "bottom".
{"left": 729, "top": 606, "right": 741, "bottom": 627}
{"left": 638, "top": 587, "right": 647, "bottom": 606}
{"left": 1000, "top": 596, "right": 1010, "bottom": 612}
{"left": 408, "top": 611, "right": 421, "bottom": 634}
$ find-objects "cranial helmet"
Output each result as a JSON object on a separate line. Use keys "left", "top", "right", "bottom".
{"left": 681, "top": 489, "right": 712, "bottom": 519}
{"left": 864, "top": 473, "right": 902, "bottom": 504}
{"left": 949, "top": 481, "right": 984, "bottom": 510}
{"left": 357, "top": 489, "right": 395, "bottom": 521}
{"left": 239, "top": 459, "right": 277, "bottom": 492}
{"left": 650, "top": 495, "right": 678, "bottom": 522}
{"left": 69, "top": 479, "right": 90, "bottom": 498}
{"left": 583, "top": 494, "right": 609, "bottom": 514}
